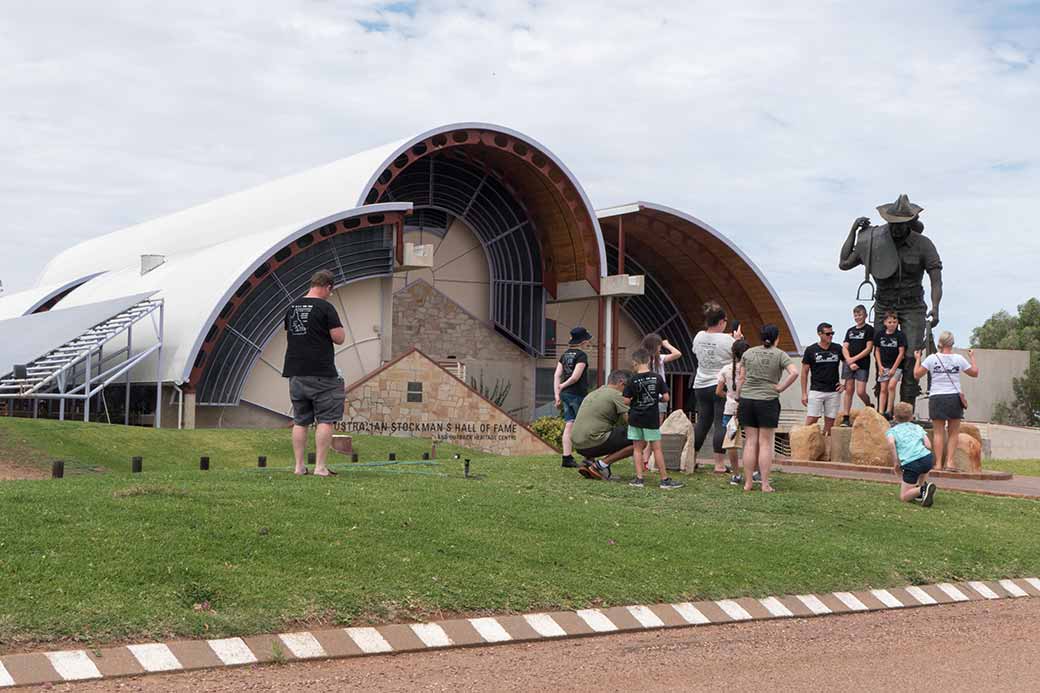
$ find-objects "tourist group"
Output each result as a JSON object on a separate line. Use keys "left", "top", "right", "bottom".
{"left": 555, "top": 302, "right": 979, "bottom": 505}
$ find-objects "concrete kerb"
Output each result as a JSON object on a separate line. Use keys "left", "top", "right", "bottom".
{"left": 1, "top": 578, "right": 1038, "bottom": 688}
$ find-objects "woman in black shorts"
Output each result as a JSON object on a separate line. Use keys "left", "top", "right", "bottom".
{"left": 737, "top": 324, "right": 799, "bottom": 492}
{"left": 914, "top": 331, "right": 979, "bottom": 471}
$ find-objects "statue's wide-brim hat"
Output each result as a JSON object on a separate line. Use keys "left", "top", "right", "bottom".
{"left": 877, "top": 194, "right": 923, "bottom": 223}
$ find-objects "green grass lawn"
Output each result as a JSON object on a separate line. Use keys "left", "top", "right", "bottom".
{"left": 1, "top": 418, "right": 1038, "bottom": 651}
{"left": 985, "top": 459, "right": 1040, "bottom": 477}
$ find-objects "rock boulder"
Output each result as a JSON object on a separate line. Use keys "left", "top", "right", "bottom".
{"left": 662, "top": 411, "right": 694, "bottom": 471}
{"left": 789, "top": 424, "right": 826, "bottom": 461}
{"left": 959, "top": 423, "right": 983, "bottom": 448}
{"left": 850, "top": 407, "right": 891, "bottom": 467}
{"left": 953, "top": 434, "right": 983, "bottom": 474}
{"left": 680, "top": 438, "right": 696, "bottom": 472}
{"left": 660, "top": 410, "right": 693, "bottom": 436}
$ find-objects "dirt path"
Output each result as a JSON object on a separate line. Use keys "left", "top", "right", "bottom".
{"left": 0, "top": 426, "right": 48, "bottom": 480}
{"left": 0, "top": 458, "right": 46, "bottom": 480}
{"left": 34, "top": 599, "right": 1039, "bottom": 692}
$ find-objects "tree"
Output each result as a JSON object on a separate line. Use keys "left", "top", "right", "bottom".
{"left": 972, "top": 298, "right": 1040, "bottom": 426}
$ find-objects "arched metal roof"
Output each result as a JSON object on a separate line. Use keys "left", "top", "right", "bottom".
{"left": 33, "top": 123, "right": 608, "bottom": 386}
{"left": 597, "top": 202, "right": 801, "bottom": 352}
{"left": 47, "top": 204, "right": 410, "bottom": 387}
{"left": 357, "top": 123, "right": 607, "bottom": 288}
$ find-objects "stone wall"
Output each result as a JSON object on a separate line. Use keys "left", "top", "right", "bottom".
{"left": 392, "top": 280, "right": 535, "bottom": 420}
{"left": 343, "top": 349, "right": 555, "bottom": 456}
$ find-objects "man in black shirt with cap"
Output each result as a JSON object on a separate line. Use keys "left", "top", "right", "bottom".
{"left": 283, "top": 270, "right": 346, "bottom": 477}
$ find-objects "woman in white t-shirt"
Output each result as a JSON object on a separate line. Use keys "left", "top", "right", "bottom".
{"left": 913, "top": 331, "right": 979, "bottom": 472}
{"left": 692, "top": 302, "right": 735, "bottom": 473}
{"left": 715, "top": 339, "right": 749, "bottom": 485}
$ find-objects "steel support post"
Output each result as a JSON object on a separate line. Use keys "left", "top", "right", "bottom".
{"left": 83, "top": 351, "right": 91, "bottom": 423}
{"left": 125, "top": 324, "right": 132, "bottom": 425}
{"left": 154, "top": 303, "right": 164, "bottom": 429}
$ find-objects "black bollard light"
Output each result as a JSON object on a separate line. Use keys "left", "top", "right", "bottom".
{"left": 258, "top": 455, "right": 267, "bottom": 468}
{"left": 307, "top": 452, "right": 316, "bottom": 465}
{"left": 351, "top": 453, "right": 359, "bottom": 463}
{"left": 389, "top": 452, "right": 396, "bottom": 461}
{"left": 422, "top": 452, "right": 429, "bottom": 460}
{"left": 200, "top": 456, "right": 210, "bottom": 471}
{"left": 51, "top": 460, "right": 64, "bottom": 479}
{"left": 131, "top": 456, "right": 142, "bottom": 474}
{"left": 464, "top": 459, "right": 471, "bottom": 478}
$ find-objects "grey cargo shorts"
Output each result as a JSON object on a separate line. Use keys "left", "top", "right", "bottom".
{"left": 289, "top": 376, "right": 345, "bottom": 426}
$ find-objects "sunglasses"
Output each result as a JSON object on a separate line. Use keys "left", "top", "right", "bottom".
{"left": 820, "top": 331, "right": 835, "bottom": 336}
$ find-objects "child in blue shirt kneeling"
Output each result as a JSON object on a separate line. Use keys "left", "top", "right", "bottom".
{"left": 885, "top": 402, "right": 937, "bottom": 506}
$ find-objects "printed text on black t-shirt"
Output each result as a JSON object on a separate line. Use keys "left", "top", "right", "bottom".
{"left": 623, "top": 372, "right": 669, "bottom": 429}
{"left": 843, "top": 324, "right": 875, "bottom": 362}
{"left": 876, "top": 330, "right": 907, "bottom": 369}
{"left": 802, "top": 343, "right": 843, "bottom": 392}
{"left": 281, "top": 298, "right": 343, "bottom": 378}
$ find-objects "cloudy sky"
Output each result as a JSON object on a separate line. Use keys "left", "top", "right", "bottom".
{"left": 1, "top": 1, "right": 1037, "bottom": 345}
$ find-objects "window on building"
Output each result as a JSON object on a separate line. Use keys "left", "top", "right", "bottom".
{"left": 406, "top": 381, "right": 423, "bottom": 403}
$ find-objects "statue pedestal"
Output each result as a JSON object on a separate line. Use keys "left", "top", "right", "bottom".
{"left": 830, "top": 427, "right": 852, "bottom": 464}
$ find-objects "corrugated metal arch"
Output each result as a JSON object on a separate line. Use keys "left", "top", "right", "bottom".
{"left": 597, "top": 202, "right": 801, "bottom": 352}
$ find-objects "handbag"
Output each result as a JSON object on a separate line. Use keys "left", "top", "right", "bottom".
{"left": 722, "top": 416, "right": 743, "bottom": 449}
{"left": 935, "top": 354, "right": 968, "bottom": 411}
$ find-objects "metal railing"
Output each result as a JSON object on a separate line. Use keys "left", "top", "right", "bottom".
{"left": 0, "top": 298, "right": 165, "bottom": 426}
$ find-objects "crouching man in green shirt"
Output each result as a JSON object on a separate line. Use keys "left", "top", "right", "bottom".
{"left": 574, "top": 370, "right": 633, "bottom": 481}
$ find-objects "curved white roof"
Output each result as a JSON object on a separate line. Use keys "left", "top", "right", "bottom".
{"left": 40, "top": 122, "right": 606, "bottom": 288}
{"left": 54, "top": 203, "right": 410, "bottom": 385}
{"left": 33, "top": 122, "right": 605, "bottom": 386}
{"left": 0, "top": 273, "right": 104, "bottom": 321}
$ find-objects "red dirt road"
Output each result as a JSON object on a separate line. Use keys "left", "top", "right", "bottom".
{"left": 33, "top": 599, "right": 1040, "bottom": 692}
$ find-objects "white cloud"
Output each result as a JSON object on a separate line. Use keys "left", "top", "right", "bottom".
{"left": 0, "top": 0, "right": 1038, "bottom": 344}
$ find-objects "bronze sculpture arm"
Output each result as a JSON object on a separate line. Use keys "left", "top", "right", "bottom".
{"left": 927, "top": 268, "right": 943, "bottom": 327}
{"left": 839, "top": 217, "right": 870, "bottom": 271}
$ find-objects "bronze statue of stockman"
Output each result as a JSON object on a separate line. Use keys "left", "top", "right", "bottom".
{"left": 839, "top": 194, "right": 942, "bottom": 403}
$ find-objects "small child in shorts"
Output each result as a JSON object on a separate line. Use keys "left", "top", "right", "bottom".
{"left": 885, "top": 402, "right": 936, "bottom": 506}
{"left": 623, "top": 348, "right": 683, "bottom": 490}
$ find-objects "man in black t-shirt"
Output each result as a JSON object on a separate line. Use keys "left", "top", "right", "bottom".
{"left": 554, "top": 326, "right": 592, "bottom": 468}
{"left": 800, "top": 322, "right": 844, "bottom": 434}
{"left": 283, "top": 270, "right": 346, "bottom": 477}
{"left": 839, "top": 305, "right": 875, "bottom": 427}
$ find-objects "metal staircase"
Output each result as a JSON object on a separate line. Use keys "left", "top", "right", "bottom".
{"left": 0, "top": 297, "right": 165, "bottom": 425}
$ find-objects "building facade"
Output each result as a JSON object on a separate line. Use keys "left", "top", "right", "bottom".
{"left": 1, "top": 123, "right": 798, "bottom": 429}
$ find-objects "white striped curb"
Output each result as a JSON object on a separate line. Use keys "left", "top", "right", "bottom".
{"left": 127, "top": 643, "right": 182, "bottom": 672}
{"left": 0, "top": 578, "right": 1036, "bottom": 689}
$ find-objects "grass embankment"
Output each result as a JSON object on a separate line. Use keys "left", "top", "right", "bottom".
{"left": 0, "top": 418, "right": 480, "bottom": 473}
{"left": 1, "top": 418, "right": 1038, "bottom": 650}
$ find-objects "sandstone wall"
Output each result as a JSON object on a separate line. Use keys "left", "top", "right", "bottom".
{"left": 392, "top": 280, "right": 535, "bottom": 421}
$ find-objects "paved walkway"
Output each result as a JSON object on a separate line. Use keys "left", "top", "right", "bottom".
{"left": 782, "top": 462, "right": 1040, "bottom": 499}
{"left": 2, "top": 579, "right": 1037, "bottom": 688}
{"left": 53, "top": 598, "right": 1040, "bottom": 692}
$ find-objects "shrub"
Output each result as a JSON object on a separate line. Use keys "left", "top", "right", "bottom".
{"left": 531, "top": 416, "right": 565, "bottom": 449}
